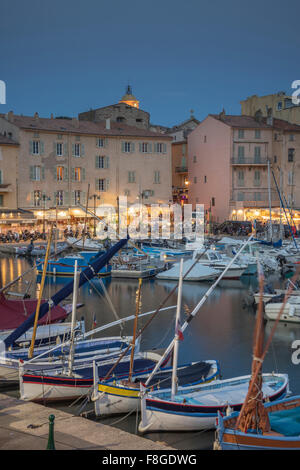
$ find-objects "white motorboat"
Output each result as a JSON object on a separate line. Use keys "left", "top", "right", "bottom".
{"left": 156, "top": 259, "right": 219, "bottom": 281}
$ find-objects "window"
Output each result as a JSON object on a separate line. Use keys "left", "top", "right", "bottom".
{"left": 288, "top": 171, "right": 294, "bottom": 185}
{"left": 30, "top": 165, "right": 41, "bottom": 181}
{"left": 277, "top": 101, "right": 283, "bottom": 110}
{"left": 74, "top": 190, "right": 81, "bottom": 205}
{"left": 0, "top": 170, "right": 2, "bottom": 184}
{"left": 155, "top": 143, "right": 166, "bottom": 153}
{"left": 96, "top": 178, "right": 106, "bottom": 191}
{"left": 33, "top": 141, "right": 40, "bottom": 155}
{"left": 75, "top": 136, "right": 80, "bottom": 141}
{"left": 193, "top": 155, "right": 197, "bottom": 163}
{"left": 254, "top": 146, "right": 261, "bottom": 162}
{"left": 57, "top": 166, "right": 64, "bottom": 181}
{"left": 289, "top": 134, "right": 295, "bottom": 141}
{"left": 238, "top": 146, "right": 245, "bottom": 162}
{"left": 74, "top": 143, "right": 80, "bottom": 157}
{"left": 254, "top": 192, "right": 262, "bottom": 201}
{"left": 116, "top": 116, "right": 125, "bottom": 122}
{"left": 141, "top": 143, "right": 149, "bottom": 153}
{"left": 274, "top": 155, "right": 277, "bottom": 163}
{"left": 97, "top": 138, "right": 105, "bottom": 148}
{"left": 56, "top": 143, "right": 63, "bottom": 156}
{"left": 288, "top": 148, "right": 295, "bottom": 162}
{"left": 154, "top": 171, "right": 160, "bottom": 184}
{"left": 204, "top": 136, "right": 207, "bottom": 143}
{"left": 123, "top": 142, "right": 133, "bottom": 153}
{"left": 74, "top": 167, "right": 81, "bottom": 181}
{"left": 204, "top": 175, "right": 207, "bottom": 183}
{"left": 237, "top": 192, "right": 244, "bottom": 201}
{"left": 56, "top": 190, "right": 64, "bottom": 206}
{"left": 128, "top": 171, "right": 136, "bottom": 183}
{"left": 254, "top": 170, "right": 261, "bottom": 187}
{"left": 33, "top": 190, "right": 42, "bottom": 207}
{"left": 255, "top": 130, "right": 261, "bottom": 139}
{"left": 237, "top": 170, "right": 244, "bottom": 186}
{"left": 211, "top": 197, "right": 215, "bottom": 206}
{"left": 0, "top": 195, "right": 4, "bottom": 207}
{"left": 238, "top": 129, "right": 244, "bottom": 139}
{"left": 96, "top": 156, "right": 105, "bottom": 169}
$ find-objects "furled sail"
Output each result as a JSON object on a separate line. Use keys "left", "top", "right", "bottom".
{"left": 4, "top": 237, "right": 128, "bottom": 348}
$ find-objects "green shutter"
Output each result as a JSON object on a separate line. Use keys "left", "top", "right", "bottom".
{"left": 72, "top": 144, "right": 75, "bottom": 156}
{"left": 95, "top": 178, "right": 98, "bottom": 190}
{"left": 153, "top": 143, "right": 157, "bottom": 153}
{"left": 63, "top": 166, "right": 68, "bottom": 181}
{"left": 139, "top": 143, "right": 142, "bottom": 152}
{"left": 131, "top": 143, "right": 135, "bottom": 153}
{"left": 82, "top": 191, "right": 86, "bottom": 205}
{"left": 105, "top": 156, "right": 109, "bottom": 169}
{"left": 64, "top": 143, "right": 68, "bottom": 156}
{"left": 40, "top": 141, "right": 44, "bottom": 155}
{"left": 71, "top": 168, "right": 75, "bottom": 181}
{"left": 82, "top": 168, "right": 86, "bottom": 181}
{"left": 104, "top": 138, "right": 108, "bottom": 148}
{"left": 148, "top": 143, "right": 152, "bottom": 153}
{"left": 29, "top": 141, "right": 33, "bottom": 155}
{"left": 106, "top": 179, "right": 110, "bottom": 191}
{"left": 121, "top": 142, "right": 125, "bottom": 152}
{"left": 163, "top": 143, "right": 167, "bottom": 154}
{"left": 81, "top": 144, "right": 85, "bottom": 156}
{"left": 41, "top": 167, "right": 45, "bottom": 180}
{"left": 95, "top": 156, "right": 99, "bottom": 168}
{"left": 29, "top": 166, "right": 34, "bottom": 180}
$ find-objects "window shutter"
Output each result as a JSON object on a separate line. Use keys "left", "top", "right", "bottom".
{"left": 82, "top": 168, "right": 86, "bottom": 181}
{"left": 95, "top": 178, "right": 99, "bottom": 190}
{"left": 31, "top": 191, "right": 35, "bottom": 205}
{"left": 95, "top": 156, "right": 99, "bottom": 168}
{"left": 71, "top": 191, "right": 75, "bottom": 206}
{"left": 71, "top": 168, "right": 75, "bottom": 181}
{"left": 64, "top": 143, "right": 68, "bottom": 156}
{"left": 106, "top": 178, "right": 110, "bottom": 191}
{"left": 40, "top": 141, "right": 44, "bottom": 155}
{"left": 41, "top": 167, "right": 45, "bottom": 180}
{"left": 53, "top": 191, "right": 57, "bottom": 205}
{"left": 72, "top": 144, "right": 75, "bottom": 156}
{"left": 163, "top": 143, "right": 167, "bottom": 154}
{"left": 29, "top": 141, "right": 33, "bottom": 155}
{"left": 148, "top": 143, "right": 152, "bottom": 153}
{"left": 63, "top": 166, "right": 68, "bottom": 181}
{"left": 139, "top": 143, "right": 142, "bottom": 152}
{"left": 29, "top": 166, "right": 34, "bottom": 180}
{"left": 81, "top": 144, "right": 85, "bottom": 157}
{"left": 104, "top": 138, "right": 108, "bottom": 148}
{"left": 131, "top": 143, "right": 135, "bottom": 153}
{"left": 82, "top": 191, "right": 86, "bottom": 205}
{"left": 121, "top": 142, "right": 125, "bottom": 152}
{"left": 105, "top": 156, "right": 109, "bottom": 169}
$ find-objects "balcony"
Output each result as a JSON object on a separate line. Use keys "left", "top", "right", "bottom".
{"left": 231, "top": 157, "right": 268, "bottom": 166}
{"left": 175, "top": 166, "right": 188, "bottom": 173}
{"left": 0, "top": 184, "right": 12, "bottom": 193}
{"left": 230, "top": 190, "right": 280, "bottom": 207}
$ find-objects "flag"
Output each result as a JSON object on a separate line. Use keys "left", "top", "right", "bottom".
{"left": 175, "top": 319, "right": 184, "bottom": 341}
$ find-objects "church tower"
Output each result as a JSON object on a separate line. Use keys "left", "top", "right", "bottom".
{"left": 119, "top": 85, "right": 139, "bottom": 109}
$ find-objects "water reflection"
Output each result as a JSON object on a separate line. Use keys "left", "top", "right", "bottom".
{"left": 2, "top": 254, "right": 300, "bottom": 449}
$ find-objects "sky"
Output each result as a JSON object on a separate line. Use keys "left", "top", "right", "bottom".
{"left": 1, "top": 0, "right": 300, "bottom": 127}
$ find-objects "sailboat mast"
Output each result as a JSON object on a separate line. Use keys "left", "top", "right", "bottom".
{"left": 128, "top": 278, "right": 142, "bottom": 383}
{"left": 28, "top": 225, "right": 53, "bottom": 359}
{"left": 267, "top": 159, "right": 273, "bottom": 242}
{"left": 67, "top": 260, "right": 80, "bottom": 376}
{"left": 171, "top": 258, "right": 184, "bottom": 400}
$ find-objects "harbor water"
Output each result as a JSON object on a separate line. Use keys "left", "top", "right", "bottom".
{"left": 1, "top": 254, "right": 300, "bottom": 450}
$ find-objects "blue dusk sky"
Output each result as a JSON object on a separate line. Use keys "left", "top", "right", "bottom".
{"left": 0, "top": 0, "right": 300, "bottom": 127}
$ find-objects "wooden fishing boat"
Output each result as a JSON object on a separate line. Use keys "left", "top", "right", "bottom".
{"left": 93, "top": 360, "right": 220, "bottom": 417}
{"left": 36, "top": 251, "right": 112, "bottom": 277}
{"left": 214, "top": 261, "right": 300, "bottom": 450}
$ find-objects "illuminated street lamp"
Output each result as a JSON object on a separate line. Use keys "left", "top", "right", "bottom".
{"left": 89, "top": 194, "right": 100, "bottom": 237}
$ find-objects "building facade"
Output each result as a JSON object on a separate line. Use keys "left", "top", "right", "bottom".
{"left": 241, "top": 91, "right": 300, "bottom": 126}
{"left": 0, "top": 112, "right": 172, "bottom": 228}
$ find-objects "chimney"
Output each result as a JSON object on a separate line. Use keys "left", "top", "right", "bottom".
{"left": 106, "top": 118, "right": 111, "bottom": 130}
{"left": 7, "top": 110, "right": 14, "bottom": 123}
{"left": 72, "top": 117, "right": 80, "bottom": 128}
{"left": 34, "top": 112, "right": 39, "bottom": 120}
{"left": 266, "top": 107, "right": 273, "bottom": 126}
{"left": 50, "top": 113, "right": 54, "bottom": 119}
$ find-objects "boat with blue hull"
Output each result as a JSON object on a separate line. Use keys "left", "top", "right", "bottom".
{"left": 216, "top": 395, "right": 300, "bottom": 450}
{"left": 36, "top": 251, "right": 112, "bottom": 277}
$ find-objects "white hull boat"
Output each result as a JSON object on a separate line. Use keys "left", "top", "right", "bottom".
{"left": 156, "top": 259, "right": 219, "bottom": 281}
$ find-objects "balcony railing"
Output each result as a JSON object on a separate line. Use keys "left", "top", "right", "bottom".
{"left": 230, "top": 190, "right": 279, "bottom": 207}
{"left": 231, "top": 157, "right": 268, "bottom": 165}
{"left": 175, "top": 166, "right": 188, "bottom": 173}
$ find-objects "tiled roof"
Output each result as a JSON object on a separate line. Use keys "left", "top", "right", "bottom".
{"left": 210, "top": 114, "right": 273, "bottom": 129}
{"left": 0, "top": 135, "right": 19, "bottom": 145}
{"left": 0, "top": 114, "right": 172, "bottom": 139}
{"left": 271, "top": 118, "right": 300, "bottom": 132}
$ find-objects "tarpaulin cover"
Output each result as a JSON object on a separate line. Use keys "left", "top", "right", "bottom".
{"left": 0, "top": 293, "right": 67, "bottom": 330}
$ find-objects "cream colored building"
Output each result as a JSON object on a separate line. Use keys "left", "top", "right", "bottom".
{"left": 241, "top": 91, "right": 300, "bottom": 125}
{"left": 0, "top": 112, "right": 172, "bottom": 225}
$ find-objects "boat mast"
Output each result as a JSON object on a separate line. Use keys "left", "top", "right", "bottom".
{"left": 28, "top": 225, "right": 53, "bottom": 359}
{"left": 67, "top": 260, "right": 80, "bottom": 376}
{"left": 267, "top": 159, "right": 273, "bottom": 242}
{"left": 171, "top": 258, "right": 184, "bottom": 400}
{"left": 128, "top": 278, "right": 142, "bottom": 383}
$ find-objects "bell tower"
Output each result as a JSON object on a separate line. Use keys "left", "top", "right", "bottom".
{"left": 119, "top": 85, "right": 139, "bottom": 108}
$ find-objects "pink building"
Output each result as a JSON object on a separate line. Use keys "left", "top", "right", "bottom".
{"left": 188, "top": 113, "right": 279, "bottom": 223}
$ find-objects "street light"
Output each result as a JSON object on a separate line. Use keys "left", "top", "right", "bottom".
{"left": 89, "top": 194, "right": 100, "bottom": 237}
{"left": 42, "top": 194, "right": 51, "bottom": 235}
